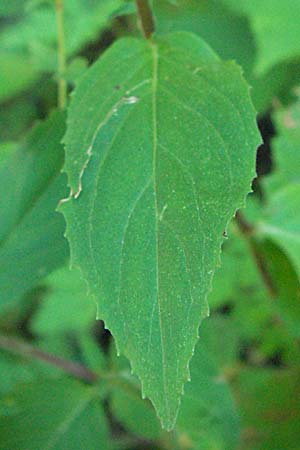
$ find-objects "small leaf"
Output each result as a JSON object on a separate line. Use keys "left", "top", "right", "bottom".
{"left": 0, "top": 0, "right": 27, "bottom": 17}
{"left": 0, "top": 111, "right": 69, "bottom": 310}
{"left": 0, "top": 51, "right": 38, "bottom": 102}
{"left": 154, "top": 0, "right": 300, "bottom": 115}
{"left": 249, "top": 59, "right": 300, "bottom": 115}
{"left": 259, "top": 184, "right": 300, "bottom": 278}
{"left": 176, "top": 318, "right": 240, "bottom": 450}
{"left": 153, "top": 0, "right": 256, "bottom": 74}
{"left": 0, "top": 93, "right": 37, "bottom": 142}
{"left": 260, "top": 99, "right": 300, "bottom": 278}
{"left": 266, "top": 98, "right": 300, "bottom": 193}
{"left": 61, "top": 32, "right": 260, "bottom": 428}
{"left": 223, "top": 0, "right": 300, "bottom": 74}
{"left": 31, "top": 266, "right": 96, "bottom": 335}
{"left": 208, "top": 224, "right": 265, "bottom": 309}
{"left": 237, "top": 368, "right": 300, "bottom": 449}
{"left": 257, "top": 239, "right": 300, "bottom": 338}
{"left": 110, "top": 317, "right": 240, "bottom": 448}
{"left": 111, "top": 385, "right": 162, "bottom": 441}
{"left": 0, "top": 378, "right": 113, "bottom": 450}
{"left": 0, "top": 0, "right": 126, "bottom": 100}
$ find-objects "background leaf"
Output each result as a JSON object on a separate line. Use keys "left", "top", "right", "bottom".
{"left": 109, "top": 317, "right": 240, "bottom": 449}
{"left": 31, "top": 266, "right": 96, "bottom": 336}
{"left": 0, "top": 0, "right": 127, "bottom": 101}
{"left": 223, "top": 0, "right": 300, "bottom": 74}
{"left": 0, "top": 111, "right": 69, "bottom": 310}
{"left": 237, "top": 368, "right": 300, "bottom": 450}
{"left": 0, "top": 378, "right": 113, "bottom": 450}
{"left": 1, "top": 2, "right": 300, "bottom": 448}
{"left": 259, "top": 98, "right": 300, "bottom": 278}
{"left": 153, "top": 0, "right": 256, "bottom": 75}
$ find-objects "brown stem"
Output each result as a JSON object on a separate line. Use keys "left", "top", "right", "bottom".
{"left": 55, "top": 0, "right": 67, "bottom": 109}
{"left": 0, "top": 334, "right": 98, "bottom": 383}
{"left": 235, "top": 211, "right": 277, "bottom": 298}
{"left": 135, "top": 0, "right": 155, "bottom": 39}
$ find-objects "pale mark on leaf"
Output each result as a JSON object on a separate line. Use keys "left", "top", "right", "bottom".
{"left": 123, "top": 95, "right": 140, "bottom": 105}
{"left": 75, "top": 97, "right": 131, "bottom": 199}
{"left": 125, "top": 78, "right": 151, "bottom": 96}
{"left": 193, "top": 67, "right": 203, "bottom": 74}
{"left": 159, "top": 204, "right": 168, "bottom": 221}
{"left": 72, "top": 78, "right": 151, "bottom": 200}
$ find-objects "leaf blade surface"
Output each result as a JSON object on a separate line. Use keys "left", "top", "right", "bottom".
{"left": 62, "top": 32, "right": 260, "bottom": 428}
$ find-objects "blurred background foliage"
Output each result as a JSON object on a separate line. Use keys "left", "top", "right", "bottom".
{"left": 0, "top": 0, "right": 300, "bottom": 449}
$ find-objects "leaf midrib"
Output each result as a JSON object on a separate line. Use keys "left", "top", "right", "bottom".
{"left": 45, "top": 391, "right": 94, "bottom": 450}
{"left": 151, "top": 41, "right": 171, "bottom": 423}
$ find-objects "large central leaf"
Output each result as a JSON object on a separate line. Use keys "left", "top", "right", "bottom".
{"left": 61, "top": 32, "right": 260, "bottom": 429}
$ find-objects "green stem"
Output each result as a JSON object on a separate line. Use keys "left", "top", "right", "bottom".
{"left": 0, "top": 334, "right": 191, "bottom": 449}
{"left": 135, "top": 0, "right": 155, "bottom": 39}
{"left": 55, "top": 0, "right": 67, "bottom": 109}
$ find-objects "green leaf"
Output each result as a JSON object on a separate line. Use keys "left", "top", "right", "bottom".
{"left": 0, "top": 92, "right": 37, "bottom": 142}
{"left": 0, "top": 142, "right": 18, "bottom": 167}
{"left": 268, "top": 98, "right": 300, "bottom": 191}
{"left": 0, "top": 0, "right": 27, "bottom": 17}
{"left": 61, "top": 32, "right": 260, "bottom": 429}
{"left": 0, "top": 378, "right": 113, "bottom": 450}
{"left": 249, "top": 58, "right": 300, "bottom": 114}
{"left": 0, "top": 51, "right": 39, "bottom": 102}
{"left": 208, "top": 224, "right": 265, "bottom": 309}
{"left": 237, "top": 368, "right": 300, "bottom": 449}
{"left": 153, "top": 0, "right": 256, "bottom": 75}
{"left": 0, "top": 332, "right": 101, "bottom": 402}
{"left": 0, "top": 111, "right": 69, "bottom": 310}
{"left": 153, "top": 0, "right": 300, "bottom": 115}
{"left": 110, "top": 317, "right": 239, "bottom": 448}
{"left": 259, "top": 99, "right": 300, "bottom": 280}
{"left": 0, "top": 333, "right": 77, "bottom": 403}
{"left": 176, "top": 317, "right": 240, "bottom": 450}
{"left": 31, "top": 266, "right": 96, "bottom": 335}
{"left": 77, "top": 332, "right": 107, "bottom": 372}
{"left": 0, "top": 352, "right": 38, "bottom": 397}
{"left": 111, "top": 385, "right": 162, "bottom": 441}
{"left": 64, "top": 57, "right": 88, "bottom": 86}
{"left": 210, "top": 200, "right": 300, "bottom": 364}
{"left": 258, "top": 184, "right": 300, "bottom": 279}
{"left": 0, "top": 0, "right": 126, "bottom": 100}
{"left": 223, "top": 0, "right": 300, "bottom": 74}
{"left": 257, "top": 239, "right": 300, "bottom": 339}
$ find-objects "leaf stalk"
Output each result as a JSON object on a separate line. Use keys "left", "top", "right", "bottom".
{"left": 235, "top": 211, "right": 277, "bottom": 298}
{"left": 55, "top": 0, "right": 67, "bottom": 109}
{"left": 0, "top": 334, "right": 97, "bottom": 383}
{"left": 135, "top": 0, "right": 155, "bottom": 39}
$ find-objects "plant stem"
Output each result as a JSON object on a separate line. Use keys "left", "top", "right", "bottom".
{"left": 113, "top": 436, "right": 157, "bottom": 449}
{"left": 135, "top": 0, "right": 155, "bottom": 39}
{"left": 0, "top": 334, "right": 98, "bottom": 383}
{"left": 0, "top": 334, "right": 177, "bottom": 448}
{"left": 55, "top": 0, "right": 67, "bottom": 109}
{"left": 235, "top": 211, "right": 277, "bottom": 298}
